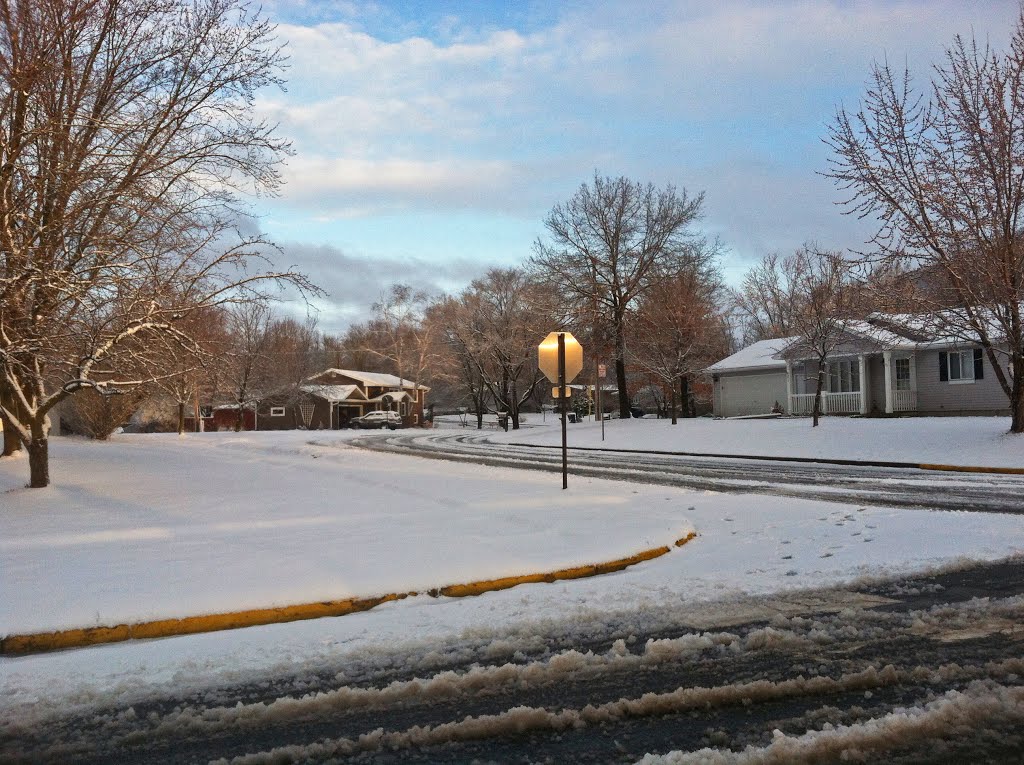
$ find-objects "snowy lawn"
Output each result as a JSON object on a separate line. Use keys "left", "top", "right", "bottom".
{"left": 489, "top": 415, "right": 1024, "bottom": 468}
{"left": 1, "top": 429, "right": 1022, "bottom": 725}
{"left": 0, "top": 431, "right": 693, "bottom": 636}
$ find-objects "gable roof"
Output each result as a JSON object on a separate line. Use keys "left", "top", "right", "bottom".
{"left": 706, "top": 337, "right": 799, "bottom": 373}
{"left": 300, "top": 384, "right": 366, "bottom": 402}
{"left": 308, "top": 369, "right": 431, "bottom": 391}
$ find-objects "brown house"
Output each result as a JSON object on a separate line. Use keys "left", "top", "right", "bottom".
{"left": 256, "top": 369, "right": 430, "bottom": 430}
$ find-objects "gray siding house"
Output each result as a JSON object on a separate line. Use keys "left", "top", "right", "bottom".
{"left": 709, "top": 320, "right": 1011, "bottom": 418}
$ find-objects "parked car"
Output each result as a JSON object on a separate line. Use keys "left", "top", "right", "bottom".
{"left": 351, "top": 410, "right": 402, "bottom": 430}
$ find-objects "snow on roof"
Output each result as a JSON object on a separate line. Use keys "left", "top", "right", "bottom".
{"left": 312, "top": 369, "right": 430, "bottom": 390}
{"left": 300, "top": 384, "right": 364, "bottom": 402}
{"left": 867, "top": 309, "right": 1009, "bottom": 348}
{"left": 848, "top": 320, "right": 916, "bottom": 348}
{"left": 706, "top": 337, "right": 799, "bottom": 373}
{"left": 366, "top": 391, "right": 413, "bottom": 403}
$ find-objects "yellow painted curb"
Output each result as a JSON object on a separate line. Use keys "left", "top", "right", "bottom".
{"left": 919, "top": 463, "right": 1024, "bottom": 475}
{"left": 434, "top": 546, "right": 672, "bottom": 599}
{"left": 0, "top": 532, "right": 697, "bottom": 656}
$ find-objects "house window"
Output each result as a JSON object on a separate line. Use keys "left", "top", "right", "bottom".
{"left": 943, "top": 349, "right": 982, "bottom": 384}
{"left": 827, "top": 360, "right": 860, "bottom": 393}
{"left": 895, "top": 358, "right": 911, "bottom": 391}
{"left": 270, "top": 407, "right": 286, "bottom": 417}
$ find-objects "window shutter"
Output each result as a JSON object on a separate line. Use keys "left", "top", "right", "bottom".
{"left": 974, "top": 349, "right": 984, "bottom": 380}
{"left": 939, "top": 351, "right": 948, "bottom": 382}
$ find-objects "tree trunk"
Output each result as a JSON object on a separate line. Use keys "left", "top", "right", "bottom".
{"left": 1011, "top": 369, "right": 1024, "bottom": 433}
{"left": 670, "top": 383, "right": 677, "bottom": 424}
{"left": 2, "top": 415, "right": 21, "bottom": 456}
{"left": 680, "top": 375, "right": 693, "bottom": 418}
{"left": 28, "top": 434, "right": 49, "bottom": 488}
{"left": 812, "top": 366, "right": 825, "bottom": 427}
{"left": 1, "top": 388, "right": 24, "bottom": 456}
{"left": 510, "top": 380, "right": 520, "bottom": 430}
{"left": 615, "top": 358, "right": 630, "bottom": 418}
{"left": 178, "top": 401, "right": 186, "bottom": 435}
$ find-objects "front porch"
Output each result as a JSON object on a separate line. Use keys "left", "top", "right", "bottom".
{"left": 786, "top": 351, "right": 917, "bottom": 416}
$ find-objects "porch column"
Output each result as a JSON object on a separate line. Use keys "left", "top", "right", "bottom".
{"left": 785, "top": 360, "right": 793, "bottom": 414}
{"left": 858, "top": 354, "right": 868, "bottom": 415}
{"left": 883, "top": 351, "right": 894, "bottom": 414}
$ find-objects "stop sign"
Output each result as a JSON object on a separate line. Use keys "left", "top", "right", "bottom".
{"left": 538, "top": 331, "right": 583, "bottom": 384}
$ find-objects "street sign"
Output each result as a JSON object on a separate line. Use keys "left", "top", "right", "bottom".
{"left": 551, "top": 386, "right": 571, "bottom": 398}
{"left": 598, "top": 363, "right": 606, "bottom": 378}
{"left": 538, "top": 332, "right": 583, "bottom": 384}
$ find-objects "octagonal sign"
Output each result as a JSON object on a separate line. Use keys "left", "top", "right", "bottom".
{"left": 538, "top": 331, "right": 583, "bottom": 384}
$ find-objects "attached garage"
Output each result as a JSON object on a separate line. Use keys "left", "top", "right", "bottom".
{"left": 707, "top": 337, "right": 798, "bottom": 418}
{"left": 714, "top": 369, "right": 788, "bottom": 417}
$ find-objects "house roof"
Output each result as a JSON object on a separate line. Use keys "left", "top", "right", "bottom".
{"left": 310, "top": 369, "right": 430, "bottom": 391}
{"left": 300, "top": 384, "right": 365, "bottom": 402}
{"left": 706, "top": 337, "right": 799, "bottom": 373}
{"left": 366, "top": 391, "right": 413, "bottom": 403}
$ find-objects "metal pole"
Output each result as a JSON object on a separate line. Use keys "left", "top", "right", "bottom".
{"left": 558, "top": 332, "right": 568, "bottom": 490}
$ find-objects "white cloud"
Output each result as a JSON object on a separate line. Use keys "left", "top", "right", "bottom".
{"left": 254, "top": 0, "right": 1022, "bottom": 317}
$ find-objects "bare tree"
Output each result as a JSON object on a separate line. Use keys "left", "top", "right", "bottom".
{"left": 432, "top": 269, "right": 552, "bottom": 430}
{"left": 149, "top": 306, "right": 228, "bottom": 435}
{"left": 732, "top": 253, "right": 801, "bottom": 344}
{"left": 632, "top": 259, "right": 730, "bottom": 423}
{"left": 531, "top": 174, "right": 707, "bottom": 418}
{"left": 775, "top": 247, "right": 862, "bottom": 427}
{"left": 429, "top": 293, "right": 491, "bottom": 428}
{"left": 827, "top": 10, "right": 1024, "bottom": 432}
{"left": 0, "top": 0, "right": 317, "bottom": 486}
{"left": 361, "top": 284, "right": 437, "bottom": 387}
{"left": 222, "top": 302, "right": 273, "bottom": 432}
{"left": 61, "top": 386, "right": 151, "bottom": 440}
{"left": 263, "top": 315, "right": 323, "bottom": 393}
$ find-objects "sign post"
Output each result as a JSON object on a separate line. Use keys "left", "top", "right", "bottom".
{"left": 538, "top": 331, "right": 583, "bottom": 489}
{"left": 597, "top": 362, "right": 606, "bottom": 441}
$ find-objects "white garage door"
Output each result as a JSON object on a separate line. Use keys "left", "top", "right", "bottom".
{"left": 719, "top": 371, "right": 787, "bottom": 417}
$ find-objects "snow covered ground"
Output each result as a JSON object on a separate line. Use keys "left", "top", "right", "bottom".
{"left": 487, "top": 415, "right": 1024, "bottom": 468}
{"left": 1, "top": 429, "right": 1022, "bottom": 742}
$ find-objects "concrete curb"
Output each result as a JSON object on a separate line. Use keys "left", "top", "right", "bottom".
{"left": 505, "top": 442, "right": 1024, "bottom": 475}
{"left": 0, "top": 532, "right": 697, "bottom": 657}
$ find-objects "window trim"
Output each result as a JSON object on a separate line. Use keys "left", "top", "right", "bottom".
{"left": 946, "top": 349, "right": 976, "bottom": 384}
{"left": 270, "top": 406, "right": 286, "bottom": 417}
{"left": 894, "top": 357, "right": 911, "bottom": 391}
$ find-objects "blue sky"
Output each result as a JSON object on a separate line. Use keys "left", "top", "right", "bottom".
{"left": 252, "top": 0, "right": 1017, "bottom": 332}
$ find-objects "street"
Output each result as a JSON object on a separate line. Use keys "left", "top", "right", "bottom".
{"left": 356, "top": 430, "right": 1024, "bottom": 514}
{"left": 6, "top": 558, "right": 1023, "bottom": 763}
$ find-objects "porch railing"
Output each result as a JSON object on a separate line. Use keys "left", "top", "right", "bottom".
{"left": 789, "top": 391, "right": 861, "bottom": 415}
{"left": 791, "top": 389, "right": 918, "bottom": 415}
{"left": 893, "top": 390, "right": 917, "bottom": 412}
